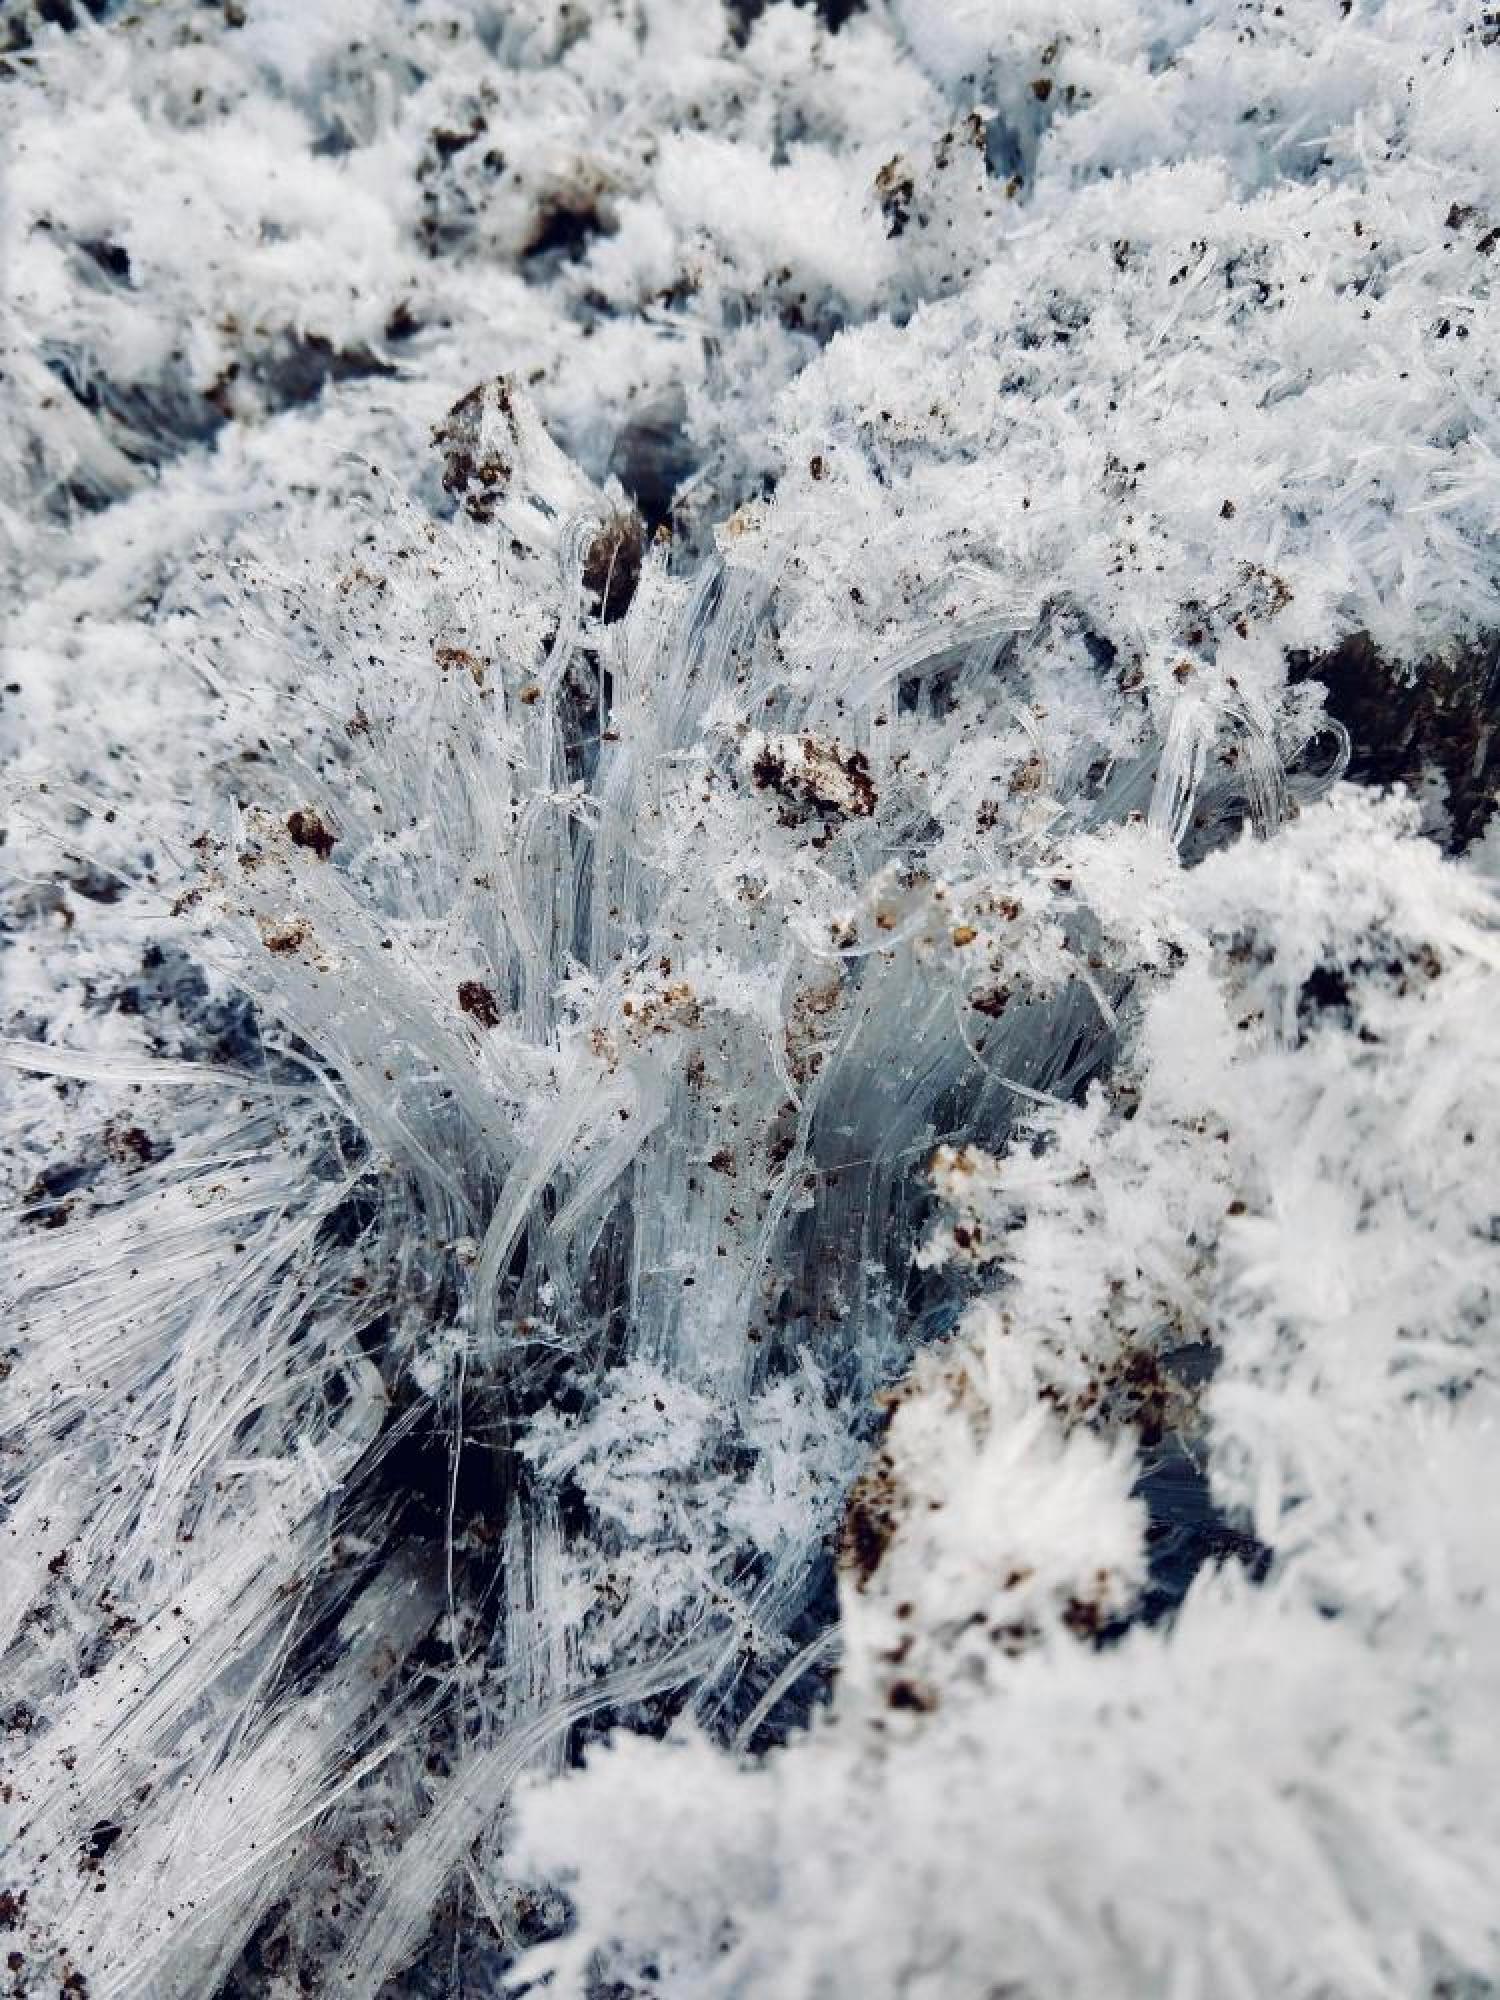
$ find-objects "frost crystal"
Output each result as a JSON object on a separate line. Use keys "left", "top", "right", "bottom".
{"left": 2, "top": 1, "right": 1499, "bottom": 1995}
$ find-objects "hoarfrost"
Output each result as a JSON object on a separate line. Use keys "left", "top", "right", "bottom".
{"left": 2, "top": 1, "right": 1498, "bottom": 1995}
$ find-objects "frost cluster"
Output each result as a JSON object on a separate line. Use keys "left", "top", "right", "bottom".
{"left": 2, "top": 1, "right": 1499, "bottom": 1996}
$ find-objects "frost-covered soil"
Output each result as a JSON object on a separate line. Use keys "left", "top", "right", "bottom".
{"left": 3, "top": 1, "right": 1500, "bottom": 1995}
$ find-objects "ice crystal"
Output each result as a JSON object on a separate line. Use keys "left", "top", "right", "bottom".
{"left": 2, "top": 1, "right": 1498, "bottom": 1996}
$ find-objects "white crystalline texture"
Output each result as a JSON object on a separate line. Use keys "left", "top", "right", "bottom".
{"left": 1, "top": 1, "right": 1498, "bottom": 1997}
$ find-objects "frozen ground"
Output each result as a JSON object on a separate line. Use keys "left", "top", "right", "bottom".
{"left": 2, "top": 1, "right": 1499, "bottom": 1995}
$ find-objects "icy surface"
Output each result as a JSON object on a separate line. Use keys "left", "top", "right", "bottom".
{"left": 2, "top": 1, "right": 1499, "bottom": 1996}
